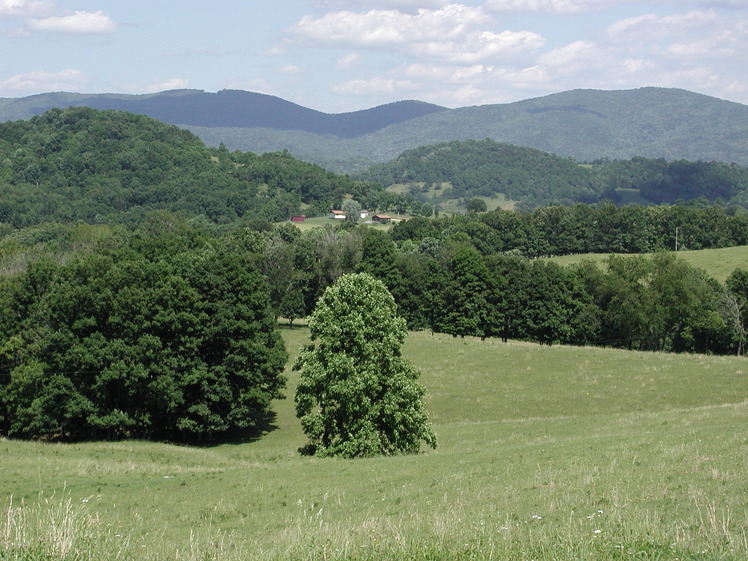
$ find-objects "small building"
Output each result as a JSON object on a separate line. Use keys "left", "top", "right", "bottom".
{"left": 290, "top": 215, "right": 306, "bottom": 223}
{"left": 371, "top": 214, "right": 392, "bottom": 224}
{"left": 329, "top": 210, "right": 346, "bottom": 220}
{"left": 359, "top": 209, "right": 369, "bottom": 219}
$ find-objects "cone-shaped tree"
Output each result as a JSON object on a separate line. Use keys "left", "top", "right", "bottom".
{"left": 294, "top": 273, "right": 436, "bottom": 457}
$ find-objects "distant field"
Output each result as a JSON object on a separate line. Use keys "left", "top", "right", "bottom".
{"left": 284, "top": 216, "right": 397, "bottom": 231}
{"left": 614, "top": 188, "right": 652, "bottom": 205}
{"left": 386, "top": 182, "right": 516, "bottom": 213}
{"left": 2, "top": 329, "right": 747, "bottom": 560}
{"left": 548, "top": 244, "right": 748, "bottom": 283}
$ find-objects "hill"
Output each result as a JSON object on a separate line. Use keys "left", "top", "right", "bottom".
{"left": 0, "top": 107, "right": 377, "bottom": 226}
{"left": 358, "top": 139, "right": 748, "bottom": 210}
{"left": 2, "top": 88, "right": 747, "bottom": 174}
{"left": 2, "top": 328, "right": 747, "bottom": 560}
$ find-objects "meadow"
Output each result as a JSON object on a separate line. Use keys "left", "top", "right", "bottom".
{"left": 548, "top": 244, "right": 748, "bottom": 283}
{"left": 2, "top": 328, "right": 747, "bottom": 560}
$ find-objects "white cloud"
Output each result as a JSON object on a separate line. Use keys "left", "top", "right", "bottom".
{"left": 607, "top": 9, "right": 720, "bottom": 39}
{"left": 335, "top": 52, "right": 361, "bottom": 70}
{"left": 0, "top": 0, "right": 52, "bottom": 17}
{"left": 539, "top": 40, "right": 599, "bottom": 67}
{"left": 150, "top": 78, "right": 189, "bottom": 92}
{"left": 131, "top": 78, "right": 190, "bottom": 93}
{"left": 412, "top": 29, "right": 544, "bottom": 63}
{"left": 290, "top": 4, "right": 490, "bottom": 46}
{"left": 279, "top": 64, "right": 302, "bottom": 73}
{"left": 606, "top": 9, "right": 748, "bottom": 61}
{"left": 0, "top": 68, "right": 87, "bottom": 91}
{"left": 484, "top": 0, "right": 615, "bottom": 14}
{"left": 311, "top": 0, "right": 450, "bottom": 10}
{"left": 621, "top": 58, "right": 655, "bottom": 73}
{"left": 290, "top": 3, "right": 544, "bottom": 66}
{"left": 27, "top": 10, "right": 116, "bottom": 34}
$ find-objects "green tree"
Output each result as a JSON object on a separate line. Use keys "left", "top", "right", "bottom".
{"left": 341, "top": 198, "right": 362, "bottom": 222}
{"left": 0, "top": 243, "right": 287, "bottom": 441}
{"left": 466, "top": 197, "right": 487, "bottom": 213}
{"left": 293, "top": 273, "right": 436, "bottom": 457}
{"left": 437, "top": 244, "right": 489, "bottom": 338}
{"left": 724, "top": 268, "right": 748, "bottom": 355}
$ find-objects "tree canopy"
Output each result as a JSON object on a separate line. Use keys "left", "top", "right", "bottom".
{"left": 293, "top": 273, "right": 437, "bottom": 457}
{"left": 0, "top": 220, "right": 287, "bottom": 441}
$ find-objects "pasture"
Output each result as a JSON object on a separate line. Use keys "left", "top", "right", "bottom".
{"left": 2, "top": 328, "right": 747, "bottom": 560}
{"left": 548, "top": 244, "right": 748, "bottom": 283}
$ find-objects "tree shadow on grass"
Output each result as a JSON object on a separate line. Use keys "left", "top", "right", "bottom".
{"left": 200, "top": 409, "right": 280, "bottom": 447}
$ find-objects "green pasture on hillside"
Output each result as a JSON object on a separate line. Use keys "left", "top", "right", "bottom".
{"left": 548, "top": 244, "right": 748, "bottom": 283}
{"left": 385, "top": 182, "right": 516, "bottom": 213}
{"left": 2, "top": 329, "right": 747, "bottom": 560}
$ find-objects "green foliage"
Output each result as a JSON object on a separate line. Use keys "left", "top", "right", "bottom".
{"left": 466, "top": 197, "right": 487, "bottom": 213}
{"left": 293, "top": 273, "right": 436, "bottom": 457}
{"left": 362, "top": 139, "right": 602, "bottom": 209}
{"left": 0, "top": 107, "right": 385, "bottom": 227}
{"left": 361, "top": 140, "right": 748, "bottom": 211}
{"left": 391, "top": 202, "right": 748, "bottom": 257}
{"left": 0, "top": 222, "right": 287, "bottom": 441}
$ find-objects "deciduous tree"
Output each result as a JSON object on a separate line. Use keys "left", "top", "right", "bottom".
{"left": 293, "top": 273, "right": 436, "bottom": 457}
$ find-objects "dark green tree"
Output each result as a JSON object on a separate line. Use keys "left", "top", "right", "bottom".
{"left": 293, "top": 273, "right": 436, "bottom": 457}
{"left": 0, "top": 243, "right": 287, "bottom": 441}
{"left": 437, "top": 244, "right": 489, "bottom": 338}
{"left": 466, "top": 197, "right": 487, "bottom": 213}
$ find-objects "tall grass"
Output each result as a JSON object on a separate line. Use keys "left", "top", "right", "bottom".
{"left": 1, "top": 493, "right": 129, "bottom": 561}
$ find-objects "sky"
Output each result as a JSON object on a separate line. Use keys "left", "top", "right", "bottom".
{"left": 1, "top": 0, "right": 747, "bottom": 113}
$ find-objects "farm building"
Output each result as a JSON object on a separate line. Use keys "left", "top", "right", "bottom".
{"left": 371, "top": 214, "right": 392, "bottom": 224}
{"left": 290, "top": 215, "right": 306, "bottom": 223}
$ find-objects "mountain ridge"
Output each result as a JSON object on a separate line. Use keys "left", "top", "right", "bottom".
{"left": 0, "top": 89, "right": 447, "bottom": 138}
{"left": 1, "top": 87, "right": 747, "bottom": 173}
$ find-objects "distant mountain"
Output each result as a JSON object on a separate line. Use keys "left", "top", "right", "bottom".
{"left": 1, "top": 87, "right": 747, "bottom": 174}
{"left": 183, "top": 88, "right": 748, "bottom": 173}
{"left": 0, "top": 89, "right": 447, "bottom": 138}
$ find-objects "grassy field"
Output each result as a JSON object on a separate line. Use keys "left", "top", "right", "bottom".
{"left": 286, "top": 216, "right": 401, "bottom": 232}
{"left": 386, "top": 182, "right": 516, "bottom": 213}
{"left": 2, "top": 328, "right": 747, "bottom": 560}
{"left": 548, "top": 244, "right": 748, "bottom": 283}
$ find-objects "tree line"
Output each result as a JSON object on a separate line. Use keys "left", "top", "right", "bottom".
{"left": 391, "top": 202, "right": 748, "bottom": 256}
{"left": 252, "top": 209, "right": 747, "bottom": 356}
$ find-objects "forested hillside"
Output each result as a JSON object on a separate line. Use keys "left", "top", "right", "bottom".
{"left": 0, "top": 107, "right": 400, "bottom": 226}
{"left": 359, "top": 139, "right": 748, "bottom": 210}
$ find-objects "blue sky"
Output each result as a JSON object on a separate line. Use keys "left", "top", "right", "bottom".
{"left": 1, "top": 0, "right": 746, "bottom": 112}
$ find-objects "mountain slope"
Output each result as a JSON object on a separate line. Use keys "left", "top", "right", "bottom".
{"left": 194, "top": 88, "right": 748, "bottom": 172}
{"left": 359, "top": 138, "right": 748, "bottom": 210}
